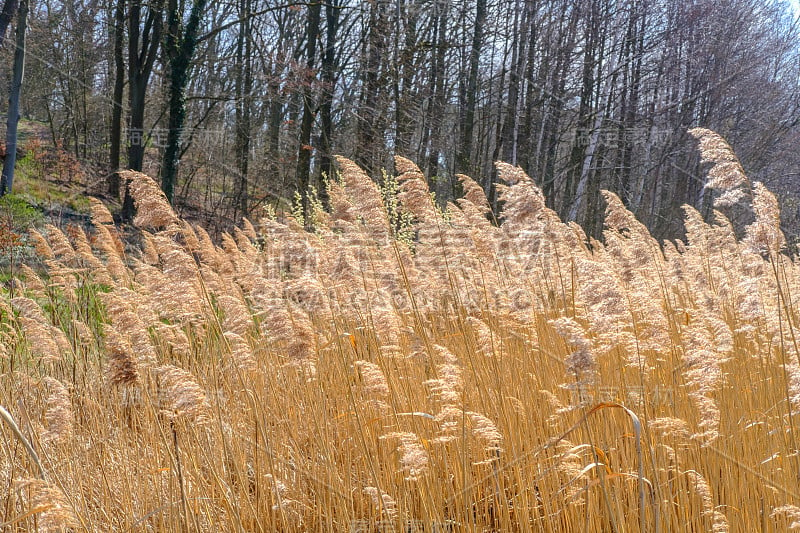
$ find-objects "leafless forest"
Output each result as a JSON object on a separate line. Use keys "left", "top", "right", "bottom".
{"left": 3, "top": 1, "right": 800, "bottom": 531}
{"left": 0, "top": 0, "right": 799, "bottom": 240}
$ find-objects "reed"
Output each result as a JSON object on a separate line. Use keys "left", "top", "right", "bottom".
{"left": 0, "top": 135, "right": 798, "bottom": 531}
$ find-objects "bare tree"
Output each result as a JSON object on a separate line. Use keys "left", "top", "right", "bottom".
{"left": 3, "top": 0, "right": 799, "bottom": 240}
{"left": 0, "top": 0, "right": 18, "bottom": 47}
{"left": 108, "top": 0, "right": 125, "bottom": 198}
{"left": 161, "top": 0, "right": 209, "bottom": 202}
{"left": 456, "top": 0, "right": 486, "bottom": 176}
{"left": 0, "top": 0, "right": 27, "bottom": 196}
{"left": 295, "top": 0, "right": 321, "bottom": 221}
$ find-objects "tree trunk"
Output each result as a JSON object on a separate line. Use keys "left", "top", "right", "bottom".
{"left": 127, "top": 1, "right": 161, "bottom": 172}
{"left": 498, "top": 0, "right": 526, "bottom": 165}
{"left": 567, "top": 20, "right": 621, "bottom": 224}
{"left": 394, "top": 0, "right": 418, "bottom": 156}
{"left": 425, "top": 0, "right": 449, "bottom": 198}
{"left": 233, "top": 0, "right": 253, "bottom": 220}
{"left": 318, "top": 0, "right": 340, "bottom": 199}
{"left": 266, "top": 68, "right": 283, "bottom": 191}
{"left": 295, "top": 0, "right": 321, "bottom": 222}
{"left": 161, "top": 0, "right": 208, "bottom": 203}
{"left": 456, "top": 0, "right": 486, "bottom": 176}
{"left": 355, "top": 0, "right": 387, "bottom": 175}
{"left": 108, "top": 0, "right": 125, "bottom": 198}
{"left": 123, "top": 0, "right": 162, "bottom": 220}
{"left": 0, "top": 0, "right": 18, "bottom": 48}
{"left": 560, "top": 0, "right": 597, "bottom": 220}
{"left": 0, "top": 0, "right": 27, "bottom": 197}
{"left": 517, "top": 0, "right": 540, "bottom": 176}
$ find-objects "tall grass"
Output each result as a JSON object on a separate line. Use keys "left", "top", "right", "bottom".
{"left": 1, "top": 133, "right": 800, "bottom": 531}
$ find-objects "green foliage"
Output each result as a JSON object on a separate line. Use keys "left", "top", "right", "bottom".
{"left": 293, "top": 186, "right": 326, "bottom": 230}
{"left": 15, "top": 145, "right": 43, "bottom": 183}
{"left": 8, "top": 137, "right": 90, "bottom": 213}
{"left": 39, "top": 280, "right": 110, "bottom": 339}
{"left": 291, "top": 190, "right": 306, "bottom": 227}
{"left": 0, "top": 195, "right": 43, "bottom": 277}
{"left": 261, "top": 203, "right": 277, "bottom": 221}
{"left": 0, "top": 194, "right": 43, "bottom": 231}
{"left": 308, "top": 185, "right": 325, "bottom": 227}
{"left": 379, "top": 169, "right": 415, "bottom": 247}
{"left": 430, "top": 190, "right": 451, "bottom": 222}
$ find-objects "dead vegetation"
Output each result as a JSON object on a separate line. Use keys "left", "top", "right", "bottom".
{"left": 1, "top": 132, "right": 799, "bottom": 531}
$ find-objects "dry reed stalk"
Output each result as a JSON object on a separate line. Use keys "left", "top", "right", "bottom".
{"left": 334, "top": 156, "right": 392, "bottom": 241}
{"left": 0, "top": 406, "right": 46, "bottom": 480}
{"left": 362, "top": 486, "right": 398, "bottom": 520}
{"left": 2, "top": 136, "right": 799, "bottom": 530}
{"left": 11, "top": 297, "right": 69, "bottom": 364}
{"left": 379, "top": 431, "right": 429, "bottom": 481}
{"left": 772, "top": 505, "right": 800, "bottom": 529}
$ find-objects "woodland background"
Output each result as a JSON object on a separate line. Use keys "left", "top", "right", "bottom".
{"left": 0, "top": 0, "right": 799, "bottom": 241}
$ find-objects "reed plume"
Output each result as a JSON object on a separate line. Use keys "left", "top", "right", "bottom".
{"left": 14, "top": 478, "right": 79, "bottom": 531}
{"left": 1, "top": 134, "right": 797, "bottom": 531}
{"left": 120, "top": 170, "right": 180, "bottom": 230}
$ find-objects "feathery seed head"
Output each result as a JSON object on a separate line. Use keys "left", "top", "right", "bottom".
{"left": 121, "top": 170, "right": 181, "bottom": 230}
{"left": 156, "top": 364, "right": 211, "bottom": 425}
{"left": 41, "top": 377, "right": 73, "bottom": 446}
{"left": 15, "top": 478, "right": 79, "bottom": 531}
{"left": 354, "top": 360, "right": 390, "bottom": 397}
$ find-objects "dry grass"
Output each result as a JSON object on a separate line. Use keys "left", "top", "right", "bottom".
{"left": 1, "top": 135, "right": 800, "bottom": 531}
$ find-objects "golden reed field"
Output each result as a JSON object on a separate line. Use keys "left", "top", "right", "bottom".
{"left": 2, "top": 129, "right": 800, "bottom": 531}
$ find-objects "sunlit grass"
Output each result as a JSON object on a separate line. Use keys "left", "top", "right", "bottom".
{"left": 1, "top": 135, "right": 800, "bottom": 531}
